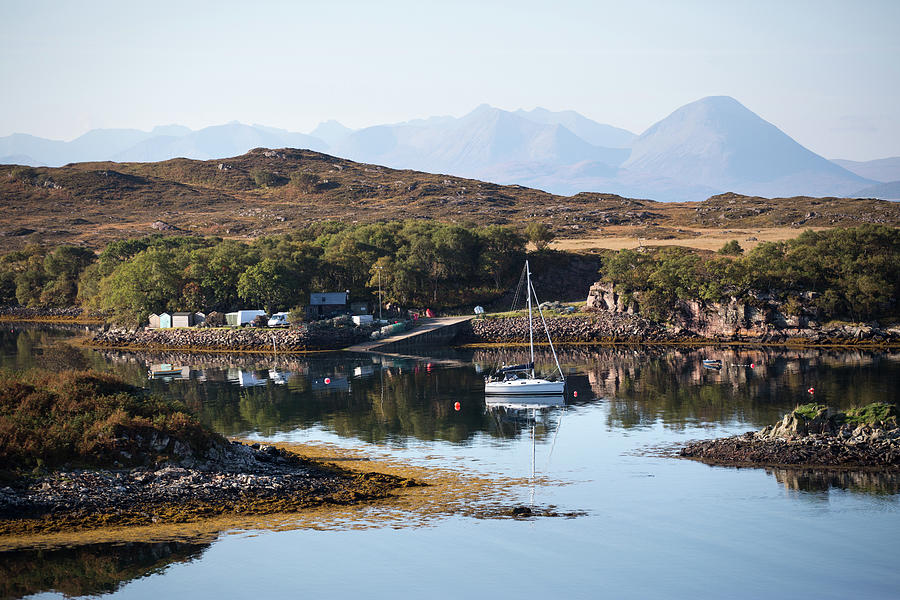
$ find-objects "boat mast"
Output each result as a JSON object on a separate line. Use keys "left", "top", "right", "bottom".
{"left": 526, "top": 260, "right": 535, "bottom": 378}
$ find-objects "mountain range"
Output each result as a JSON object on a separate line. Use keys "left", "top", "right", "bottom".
{"left": 2, "top": 97, "right": 897, "bottom": 201}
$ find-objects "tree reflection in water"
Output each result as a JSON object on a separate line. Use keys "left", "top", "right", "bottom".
{"left": 0, "top": 540, "right": 210, "bottom": 599}
{"left": 765, "top": 468, "right": 900, "bottom": 496}
{"left": 3, "top": 325, "right": 898, "bottom": 444}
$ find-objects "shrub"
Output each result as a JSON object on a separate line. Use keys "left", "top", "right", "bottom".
{"left": 291, "top": 171, "right": 320, "bottom": 193}
{"left": 0, "top": 370, "right": 224, "bottom": 474}
{"left": 204, "top": 311, "right": 225, "bottom": 327}
{"left": 251, "top": 169, "right": 286, "bottom": 188}
{"left": 287, "top": 306, "right": 305, "bottom": 326}
{"left": 718, "top": 240, "right": 743, "bottom": 255}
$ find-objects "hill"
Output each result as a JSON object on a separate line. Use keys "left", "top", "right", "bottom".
{"left": 3, "top": 98, "right": 897, "bottom": 201}
{"left": 1, "top": 149, "right": 898, "bottom": 251}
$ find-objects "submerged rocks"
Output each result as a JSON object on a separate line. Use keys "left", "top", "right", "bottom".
{"left": 681, "top": 403, "right": 900, "bottom": 469}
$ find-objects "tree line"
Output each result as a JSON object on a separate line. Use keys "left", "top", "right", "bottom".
{"left": 1, "top": 224, "right": 896, "bottom": 326}
{"left": 603, "top": 225, "right": 899, "bottom": 322}
{"left": 0, "top": 220, "right": 529, "bottom": 326}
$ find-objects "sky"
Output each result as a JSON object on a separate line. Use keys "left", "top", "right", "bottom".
{"left": 1, "top": 0, "right": 898, "bottom": 160}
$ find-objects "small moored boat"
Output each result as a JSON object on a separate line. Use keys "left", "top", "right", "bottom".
{"left": 485, "top": 260, "right": 565, "bottom": 396}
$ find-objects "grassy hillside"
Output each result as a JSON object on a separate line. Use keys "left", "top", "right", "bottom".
{"left": 1, "top": 148, "right": 899, "bottom": 251}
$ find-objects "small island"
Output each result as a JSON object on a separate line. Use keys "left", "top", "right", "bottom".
{"left": 680, "top": 403, "right": 900, "bottom": 469}
{"left": 0, "top": 370, "right": 415, "bottom": 535}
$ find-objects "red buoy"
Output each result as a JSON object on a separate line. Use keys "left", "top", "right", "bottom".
{"left": 750, "top": 363, "right": 755, "bottom": 369}
{"left": 454, "top": 402, "right": 461, "bottom": 411}
{"left": 808, "top": 387, "right": 815, "bottom": 394}
{"left": 573, "top": 391, "right": 578, "bottom": 398}
{"left": 324, "top": 377, "right": 331, "bottom": 385}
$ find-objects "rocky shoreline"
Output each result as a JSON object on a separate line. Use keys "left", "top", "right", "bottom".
{"left": 461, "top": 314, "right": 900, "bottom": 347}
{"left": 680, "top": 404, "right": 900, "bottom": 470}
{"left": 87, "top": 320, "right": 376, "bottom": 353}
{"left": 0, "top": 440, "right": 414, "bottom": 535}
{"left": 0, "top": 306, "right": 103, "bottom": 323}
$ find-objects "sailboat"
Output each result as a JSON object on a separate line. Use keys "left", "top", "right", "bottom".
{"left": 485, "top": 260, "right": 566, "bottom": 396}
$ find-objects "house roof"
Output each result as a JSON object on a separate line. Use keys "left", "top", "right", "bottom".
{"left": 172, "top": 312, "right": 193, "bottom": 316}
{"left": 310, "top": 292, "right": 348, "bottom": 305}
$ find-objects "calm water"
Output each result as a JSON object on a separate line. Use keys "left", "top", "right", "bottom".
{"left": 2, "top": 324, "right": 900, "bottom": 599}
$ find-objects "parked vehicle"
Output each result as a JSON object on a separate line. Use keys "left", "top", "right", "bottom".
{"left": 268, "top": 312, "right": 290, "bottom": 327}
{"left": 225, "top": 310, "right": 266, "bottom": 327}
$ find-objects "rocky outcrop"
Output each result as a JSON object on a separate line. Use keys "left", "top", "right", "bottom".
{"left": 584, "top": 281, "right": 639, "bottom": 314}
{"left": 0, "top": 441, "right": 412, "bottom": 533}
{"left": 585, "top": 282, "right": 900, "bottom": 344}
{"left": 680, "top": 404, "right": 900, "bottom": 469}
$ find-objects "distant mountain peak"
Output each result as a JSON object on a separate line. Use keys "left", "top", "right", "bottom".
{"left": 624, "top": 95, "right": 870, "bottom": 197}
{"left": 310, "top": 120, "right": 354, "bottom": 148}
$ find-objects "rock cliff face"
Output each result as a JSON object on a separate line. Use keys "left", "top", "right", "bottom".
{"left": 585, "top": 282, "right": 900, "bottom": 343}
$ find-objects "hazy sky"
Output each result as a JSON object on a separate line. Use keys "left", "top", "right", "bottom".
{"left": 2, "top": 0, "right": 898, "bottom": 160}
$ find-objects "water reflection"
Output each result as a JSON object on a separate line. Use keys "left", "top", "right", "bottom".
{"left": 767, "top": 468, "right": 900, "bottom": 497}
{"left": 0, "top": 540, "right": 210, "bottom": 599}
{"left": 475, "top": 347, "right": 900, "bottom": 430}
{"left": 3, "top": 324, "right": 899, "bottom": 445}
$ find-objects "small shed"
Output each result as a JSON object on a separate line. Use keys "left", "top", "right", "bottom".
{"left": 148, "top": 313, "right": 161, "bottom": 329}
{"left": 159, "top": 313, "right": 172, "bottom": 329}
{"left": 172, "top": 312, "right": 198, "bottom": 328}
{"left": 307, "top": 292, "right": 349, "bottom": 319}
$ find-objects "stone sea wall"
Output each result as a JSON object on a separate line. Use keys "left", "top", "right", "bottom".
{"left": 89, "top": 322, "right": 373, "bottom": 352}
{"left": 461, "top": 313, "right": 692, "bottom": 345}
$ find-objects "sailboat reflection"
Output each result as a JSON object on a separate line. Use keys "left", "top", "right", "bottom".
{"left": 485, "top": 394, "right": 566, "bottom": 509}
{"left": 485, "top": 394, "right": 566, "bottom": 410}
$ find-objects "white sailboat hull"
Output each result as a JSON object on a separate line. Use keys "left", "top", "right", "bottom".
{"left": 484, "top": 378, "right": 565, "bottom": 396}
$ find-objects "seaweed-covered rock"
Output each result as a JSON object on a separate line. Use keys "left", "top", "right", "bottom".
{"left": 681, "top": 403, "right": 900, "bottom": 469}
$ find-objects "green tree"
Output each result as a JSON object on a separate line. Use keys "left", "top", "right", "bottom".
{"left": 524, "top": 222, "right": 555, "bottom": 250}
{"left": 477, "top": 225, "right": 526, "bottom": 288}
{"left": 95, "top": 247, "right": 181, "bottom": 326}
{"left": 237, "top": 259, "right": 300, "bottom": 313}
{"left": 40, "top": 245, "right": 96, "bottom": 306}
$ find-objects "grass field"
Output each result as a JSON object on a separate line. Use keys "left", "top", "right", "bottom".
{"left": 551, "top": 226, "right": 831, "bottom": 252}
